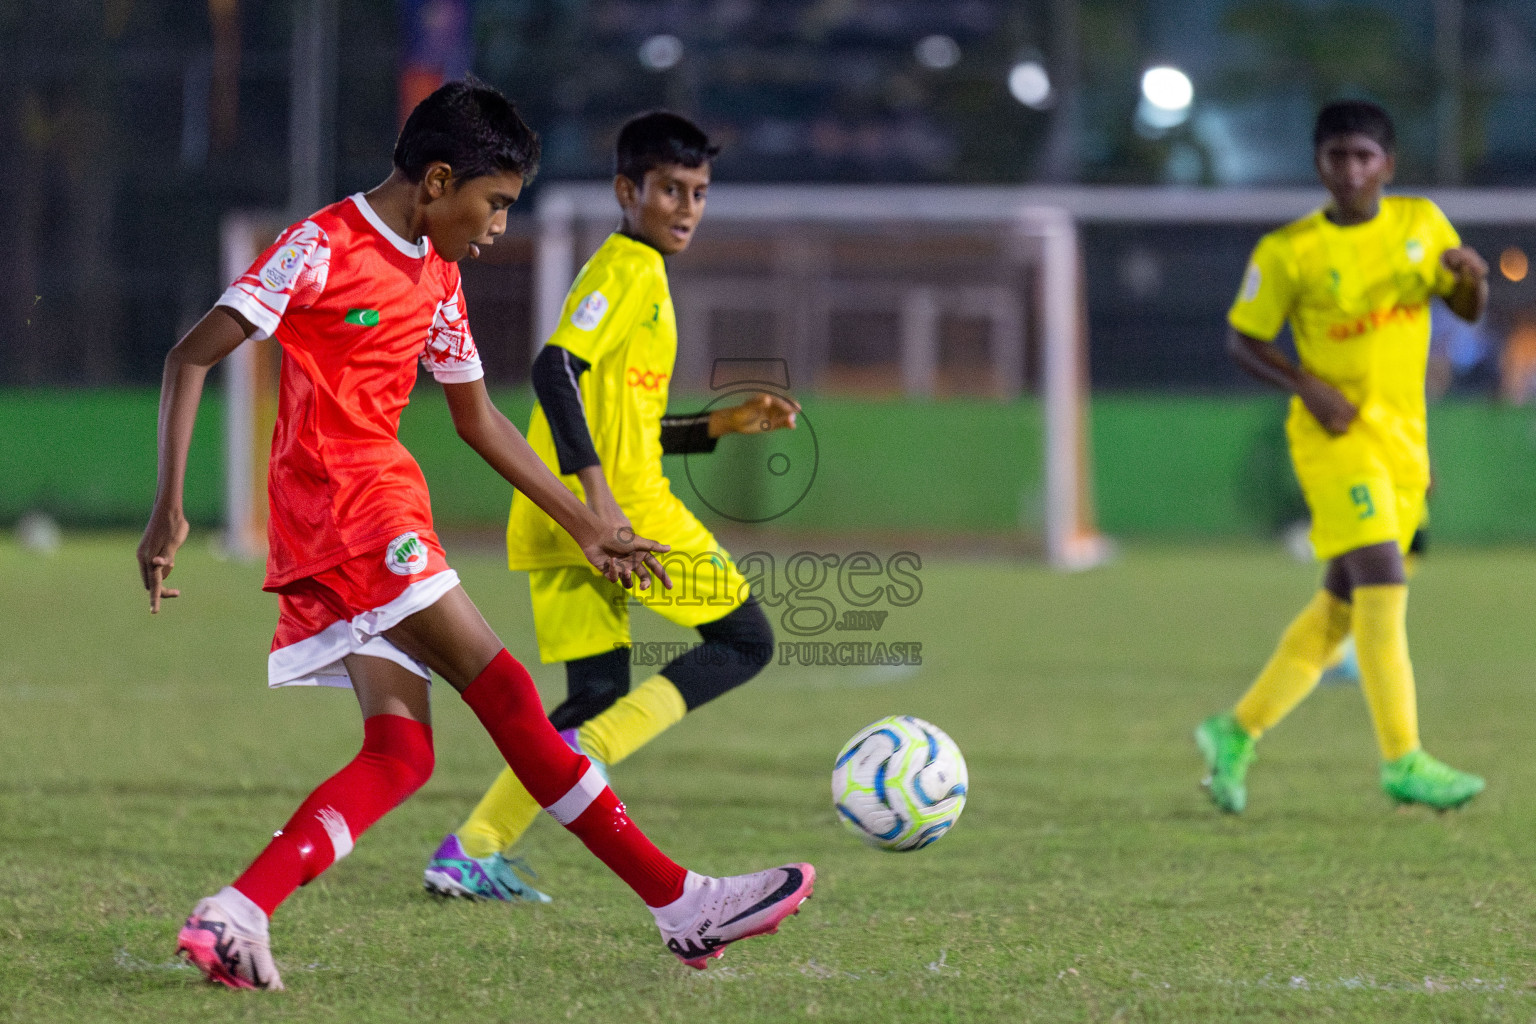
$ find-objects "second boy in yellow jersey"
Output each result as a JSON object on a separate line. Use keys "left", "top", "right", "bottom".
{"left": 424, "top": 112, "right": 802, "bottom": 902}
{"left": 505, "top": 231, "right": 730, "bottom": 604}
{"left": 1197, "top": 100, "right": 1488, "bottom": 814}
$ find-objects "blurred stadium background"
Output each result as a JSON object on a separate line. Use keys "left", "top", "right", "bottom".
{"left": 10, "top": 0, "right": 1536, "bottom": 552}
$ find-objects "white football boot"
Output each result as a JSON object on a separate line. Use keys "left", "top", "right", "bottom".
{"left": 652, "top": 863, "right": 815, "bottom": 969}
{"left": 175, "top": 886, "right": 284, "bottom": 991}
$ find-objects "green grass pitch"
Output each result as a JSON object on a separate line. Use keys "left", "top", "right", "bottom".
{"left": 4, "top": 536, "right": 1536, "bottom": 1022}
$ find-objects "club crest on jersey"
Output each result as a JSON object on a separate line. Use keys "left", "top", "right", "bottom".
{"left": 261, "top": 245, "right": 306, "bottom": 292}
{"left": 570, "top": 291, "right": 609, "bottom": 331}
{"left": 386, "top": 532, "right": 429, "bottom": 576}
{"left": 1406, "top": 238, "right": 1425, "bottom": 263}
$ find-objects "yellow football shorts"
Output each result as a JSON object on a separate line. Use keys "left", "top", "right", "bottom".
{"left": 527, "top": 542, "right": 748, "bottom": 664}
{"left": 1302, "top": 472, "right": 1426, "bottom": 562}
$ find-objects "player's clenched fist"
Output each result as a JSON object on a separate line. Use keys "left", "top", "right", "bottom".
{"left": 1440, "top": 245, "right": 1488, "bottom": 283}
{"left": 1296, "top": 374, "right": 1358, "bottom": 437}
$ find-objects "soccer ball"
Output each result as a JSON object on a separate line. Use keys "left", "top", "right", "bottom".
{"left": 832, "top": 715, "right": 968, "bottom": 851}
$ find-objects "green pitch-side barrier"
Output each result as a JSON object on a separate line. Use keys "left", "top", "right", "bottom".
{"left": 0, "top": 390, "right": 226, "bottom": 528}
{"left": 4, "top": 388, "right": 1536, "bottom": 542}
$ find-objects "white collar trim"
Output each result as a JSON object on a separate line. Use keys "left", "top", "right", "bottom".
{"left": 350, "top": 193, "right": 431, "bottom": 259}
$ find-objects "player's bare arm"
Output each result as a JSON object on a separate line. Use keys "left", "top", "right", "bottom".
{"left": 1226, "top": 327, "right": 1357, "bottom": 436}
{"left": 137, "top": 304, "right": 255, "bottom": 612}
{"left": 1441, "top": 245, "right": 1489, "bottom": 323}
{"left": 708, "top": 392, "right": 800, "bottom": 437}
{"left": 575, "top": 464, "right": 632, "bottom": 533}
{"left": 440, "top": 378, "right": 671, "bottom": 590}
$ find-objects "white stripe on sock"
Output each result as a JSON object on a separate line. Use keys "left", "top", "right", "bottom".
{"left": 545, "top": 764, "right": 607, "bottom": 825}
{"left": 315, "top": 806, "right": 355, "bottom": 861}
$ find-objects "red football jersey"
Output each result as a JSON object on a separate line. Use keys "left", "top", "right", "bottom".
{"left": 219, "top": 193, "right": 483, "bottom": 589}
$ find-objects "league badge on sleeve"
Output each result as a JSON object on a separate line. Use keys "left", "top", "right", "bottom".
{"left": 1242, "top": 263, "right": 1262, "bottom": 302}
{"left": 570, "top": 291, "right": 609, "bottom": 331}
{"left": 386, "top": 532, "right": 429, "bottom": 576}
{"left": 262, "top": 245, "right": 308, "bottom": 292}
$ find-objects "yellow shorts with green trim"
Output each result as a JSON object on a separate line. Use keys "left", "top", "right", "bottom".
{"left": 1303, "top": 474, "right": 1426, "bottom": 562}
{"left": 527, "top": 542, "right": 747, "bottom": 664}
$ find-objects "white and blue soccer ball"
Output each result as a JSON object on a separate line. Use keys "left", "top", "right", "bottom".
{"left": 832, "top": 715, "right": 968, "bottom": 851}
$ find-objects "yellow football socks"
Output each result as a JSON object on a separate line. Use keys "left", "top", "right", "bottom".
{"left": 577, "top": 674, "right": 687, "bottom": 766}
{"left": 1352, "top": 584, "right": 1420, "bottom": 761}
{"left": 455, "top": 675, "right": 688, "bottom": 858}
{"left": 1234, "top": 590, "right": 1352, "bottom": 739}
{"left": 457, "top": 768, "right": 541, "bottom": 858}
{"left": 1319, "top": 554, "right": 1417, "bottom": 672}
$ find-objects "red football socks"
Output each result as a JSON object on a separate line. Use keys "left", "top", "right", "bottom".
{"left": 233, "top": 714, "right": 434, "bottom": 917}
{"left": 461, "top": 648, "right": 687, "bottom": 907}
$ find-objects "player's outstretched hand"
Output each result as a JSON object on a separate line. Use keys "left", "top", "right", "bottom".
{"left": 1441, "top": 245, "right": 1489, "bottom": 284}
{"left": 584, "top": 526, "right": 673, "bottom": 592}
{"left": 714, "top": 393, "right": 800, "bottom": 436}
{"left": 137, "top": 507, "right": 190, "bottom": 614}
{"left": 1297, "top": 374, "right": 1358, "bottom": 436}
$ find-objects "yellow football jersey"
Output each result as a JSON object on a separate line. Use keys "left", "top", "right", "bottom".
{"left": 507, "top": 232, "right": 697, "bottom": 570}
{"left": 1228, "top": 196, "right": 1460, "bottom": 488}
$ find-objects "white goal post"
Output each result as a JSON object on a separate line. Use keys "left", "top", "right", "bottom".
{"left": 219, "top": 212, "right": 285, "bottom": 562}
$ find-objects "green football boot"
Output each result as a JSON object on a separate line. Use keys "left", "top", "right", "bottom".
{"left": 1380, "top": 749, "right": 1484, "bottom": 810}
{"left": 1195, "top": 713, "right": 1255, "bottom": 814}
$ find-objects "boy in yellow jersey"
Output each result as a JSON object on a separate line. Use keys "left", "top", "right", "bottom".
{"left": 423, "top": 112, "right": 801, "bottom": 901}
{"left": 1196, "top": 100, "right": 1488, "bottom": 814}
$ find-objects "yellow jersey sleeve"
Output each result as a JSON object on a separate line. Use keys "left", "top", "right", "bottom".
{"left": 547, "top": 256, "right": 653, "bottom": 365}
{"left": 1228, "top": 233, "right": 1297, "bottom": 342}
{"left": 1419, "top": 199, "right": 1462, "bottom": 297}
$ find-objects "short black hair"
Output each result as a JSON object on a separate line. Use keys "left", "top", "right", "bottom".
{"left": 615, "top": 111, "right": 719, "bottom": 184}
{"left": 1313, "top": 100, "right": 1395, "bottom": 153}
{"left": 393, "top": 77, "right": 541, "bottom": 184}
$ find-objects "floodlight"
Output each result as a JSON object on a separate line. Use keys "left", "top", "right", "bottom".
{"left": 1141, "top": 66, "right": 1193, "bottom": 112}
{"left": 915, "top": 34, "right": 961, "bottom": 70}
{"left": 1008, "top": 61, "right": 1051, "bottom": 109}
{"left": 639, "top": 34, "right": 684, "bottom": 71}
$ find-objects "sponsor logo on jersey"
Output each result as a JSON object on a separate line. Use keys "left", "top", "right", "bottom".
{"left": 344, "top": 308, "right": 381, "bottom": 326}
{"left": 386, "top": 531, "right": 429, "bottom": 576}
{"left": 1326, "top": 301, "right": 1426, "bottom": 340}
{"left": 627, "top": 367, "right": 671, "bottom": 391}
{"left": 1241, "top": 263, "right": 1262, "bottom": 302}
{"left": 261, "top": 244, "right": 307, "bottom": 292}
{"left": 570, "top": 291, "right": 609, "bottom": 330}
{"left": 1406, "top": 238, "right": 1425, "bottom": 263}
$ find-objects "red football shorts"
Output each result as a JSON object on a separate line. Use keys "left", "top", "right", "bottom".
{"left": 267, "top": 528, "right": 458, "bottom": 689}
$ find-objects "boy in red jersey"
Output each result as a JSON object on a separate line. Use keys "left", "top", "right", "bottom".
{"left": 138, "top": 80, "right": 812, "bottom": 991}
